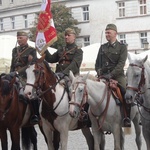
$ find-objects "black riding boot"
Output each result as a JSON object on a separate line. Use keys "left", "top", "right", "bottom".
{"left": 123, "top": 103, "right": 131, "bottom": 127}
{"left": 30, "top": 99, "right": 40, "bottom": 125}
{"left": 118, "top": 84, "right": 131, "bottom": 127}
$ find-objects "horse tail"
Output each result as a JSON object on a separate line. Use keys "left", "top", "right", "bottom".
{"left": 21, "top": 126, "right": 37, "bottom": 150}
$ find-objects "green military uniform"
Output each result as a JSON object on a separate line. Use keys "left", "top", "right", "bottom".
{"left": 95, "top": 40, "right": 127, "bottom": 89}
{"left": 45, "top": 43, "right": 83, "bottom": 76}
{"left": 10, "top": 44, "right": 37, "bottom": 76}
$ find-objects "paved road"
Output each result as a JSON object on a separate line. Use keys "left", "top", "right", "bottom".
{"left": 35, "top": 124, "right": 146, "bottom": 150}
{"left": 5, "top": 123, "right": 146, "bottom": 150}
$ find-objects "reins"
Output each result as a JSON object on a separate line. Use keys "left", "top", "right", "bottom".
{"left": 25, "top": 63, "right": 69, "bottom": 116}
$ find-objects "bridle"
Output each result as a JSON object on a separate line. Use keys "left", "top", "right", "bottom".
{"left": 126, "top": 63, "right": 145, "bottom": 93}
{"left": 126, "top": 63, "right": 150, "bottom": 117}
{"left": 25, "top": 63, "right": 67, "bottom": 114}
{"left": 69, "top": 81, "right": 88, "bottom": 109}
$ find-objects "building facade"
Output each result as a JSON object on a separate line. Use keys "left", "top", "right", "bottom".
{"left": 0, "top": 0, "right": 150, "bottom": 53}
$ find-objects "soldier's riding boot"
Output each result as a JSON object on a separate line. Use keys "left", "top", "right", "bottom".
{"left": 118, "top": 84, "right": 131, "bottom": 127}
{"left": 30, "top": 99, "right": 40, "bottom": 125}
{"left": 123, "top": 103, "right": 131, "bottom": 127}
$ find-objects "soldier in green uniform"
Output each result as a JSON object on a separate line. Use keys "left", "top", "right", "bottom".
{"left": 44, "top": 28, "right": 83, "bottom": 76}
{"left": 10, "top": 30, "right": 40, "bottom": 124}
{"left": 95, "top": 24, "right": 131, "bottom": 127}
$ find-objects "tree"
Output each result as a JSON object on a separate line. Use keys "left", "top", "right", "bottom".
{"left": 29, "top": 3, "right": 80, "bottom": 49}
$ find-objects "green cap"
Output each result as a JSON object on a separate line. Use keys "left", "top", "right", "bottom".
{"left": 105, "top": 24, "right": 117, "bottom": 32}
{"left": 17, "top": 30, "right": 28, "bottom": 36}
{"left": 65, "top": 28, "right": 76, "bottom": 35}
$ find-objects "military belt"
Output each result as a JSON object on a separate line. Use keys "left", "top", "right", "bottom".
{"left": 59, "top": 60, "right": 70, "bottom": 65}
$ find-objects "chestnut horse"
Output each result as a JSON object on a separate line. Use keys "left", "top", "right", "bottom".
{"left": 0, "top": 73, "right": 38, "bottom": 150}
{"left": 24, "top": 56, "right": 96, "bottom": 150}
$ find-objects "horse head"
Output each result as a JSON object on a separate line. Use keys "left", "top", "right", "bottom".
{"left": 69, "top": 71, "right": 89, "bottom": 118}
{"left": 0, "top": 73, "right": 16, "bottom": 120}
{"left": 125, "top": 53, "right": 148, "bottom": 104}
{"left": 24, "top": 55, "right": 54, "bottom": 99}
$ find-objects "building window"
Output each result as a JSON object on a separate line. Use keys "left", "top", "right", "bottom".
{"left": 139, "top": 0, "right": 147, "bottom": 15}
{"left": 118, "top": 34, "right": 126, "bottom": 44}
{"left": 24, "top": 15, "right": 28, "bottom": 28}
{"left": 118, "top": 2, "right": 125, "bottom": 17}
{"left": 0, "top": 18, "right": 3, "bottom": 31}
{"left": 84, "top": 36, "right": 90, "bottom": 46}
{"left": 10, "top": 0, "right": 14, "bottom": 3}
{"left": 82, "top": 6, "right": 89, "bottom": 21}
{"left": 140, "top": 32, "right": 147, "bottom": 48}
{"left": 11, "top": 17, "right": 15, "bottom": 29}
{"left": 0, "top": 0, "right": 2, "bottom": 5}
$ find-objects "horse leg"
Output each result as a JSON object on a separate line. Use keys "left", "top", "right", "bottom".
{"left": 142, "top": 124, "right": 150, "bottom": 150}
{"left": 9, "top": 128, "right": 20, "bottom": 150}
{"left": 99, "top": 133, "right": 105, "bottom": 150}
{"left": 81, "top": 127, "right": 94, "bottom": 150}
{"left": 0, "top": 129, "right": 8, "bottom": 150}
{"left": 120, "top": 128, "right": 124, "bottom": 150}
{"left": 131, "top": 108, "right": 142, "bottom": 150}
{"left": 113, "top": 126, "right": 122, "bottom": 150}
{"left": 53, "top": 131, "right": 60, "bottom": 150}
{"left": 42, "top": 122, "right": 54, "bottom": 150}
{"left": 59, "top": 129, "right": 68, "bottom": 150}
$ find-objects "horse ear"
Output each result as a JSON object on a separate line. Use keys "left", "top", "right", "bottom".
{"left": 10, "top": 76, "right": 16, "bottom": 87}
{"left": 143, "top": 55, "right": 148, "bottom": 63}
{"left": 83, "top": 72, "right": 90, "bottom": 81}
{"left": 69, "top": 70, "right": 75, "bottom": 81}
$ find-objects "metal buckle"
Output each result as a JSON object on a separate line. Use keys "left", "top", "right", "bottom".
{"left": 105, "top": 62, "right": 109, "bottom": 66}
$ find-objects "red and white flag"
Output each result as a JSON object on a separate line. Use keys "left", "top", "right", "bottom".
{"left": 35, "top": 0, "right": 57, "bottom": 55}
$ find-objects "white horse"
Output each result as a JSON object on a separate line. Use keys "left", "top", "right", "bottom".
{"left": 69, "top": 71, "right": 142, "bottom": 150}
{"left": 125, "top": 53, "right": 150, "bottom": 150}
{"left": 23, "top": 56, "right": 95, "bottom": 150}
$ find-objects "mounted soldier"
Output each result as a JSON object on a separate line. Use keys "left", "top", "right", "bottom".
{"left": 10, "top": 30, "right": 40, "bottom": 124}
{"left": 95, "top": 24, "right": 131, "bottom": 127}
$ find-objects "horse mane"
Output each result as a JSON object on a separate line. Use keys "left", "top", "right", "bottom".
{"left": 0, "top": 74, "right": 13, "bottom": 95}
{"left": 81, "top": 73, "right": 97, "bottom": 81}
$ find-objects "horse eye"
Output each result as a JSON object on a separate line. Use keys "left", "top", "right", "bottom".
{"left": 34, "top": 70, "right": 39, "bottom": 75}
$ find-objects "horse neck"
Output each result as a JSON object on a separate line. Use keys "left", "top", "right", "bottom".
{"left": 142, "top": 66, "right": 150, "bottom": 106}
{"left": 86, "top": 79, "right": 107, "bottom": 107}
{"left": 41, "top": 69, "right": 69, "bottom": 114}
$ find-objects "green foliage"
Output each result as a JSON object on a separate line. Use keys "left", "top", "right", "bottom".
{"left": 29, "top": 3, "right": 80, "bottom": 49}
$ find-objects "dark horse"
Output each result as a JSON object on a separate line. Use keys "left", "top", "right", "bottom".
{"left": 0, "top": 73, "right": 39, "bottom": 150}
{"left": 24, "top": 55, "right": 96, "bottom": 150}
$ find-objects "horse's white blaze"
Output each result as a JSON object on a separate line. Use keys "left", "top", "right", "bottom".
{"left": 24, "top": 65, "right": 36, "bottom": 99}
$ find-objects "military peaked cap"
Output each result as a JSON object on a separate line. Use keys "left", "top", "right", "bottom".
{"left": 105, "top": 24, "right": 117, "bottom": 32}
{"left": 65, "top": 28, "right": 76, "bottom": 35}
{"left": 17, "top": 30, "right": 28, "bottom": 36}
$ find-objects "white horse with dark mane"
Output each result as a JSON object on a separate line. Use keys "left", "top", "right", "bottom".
{"left": 69, "top": 71, "right": 142, "bottom": 150}
{"left": 125, "top": 53, "right": 150, "bottom": 150}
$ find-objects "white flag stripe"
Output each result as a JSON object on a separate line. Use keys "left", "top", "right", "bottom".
{"left": 41, "top": 0, "right": 48, "bottom": 11}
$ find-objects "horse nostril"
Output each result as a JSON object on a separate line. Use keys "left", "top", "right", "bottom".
{"left": 28, "top": 92, "right": 31, "bottom": 95}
